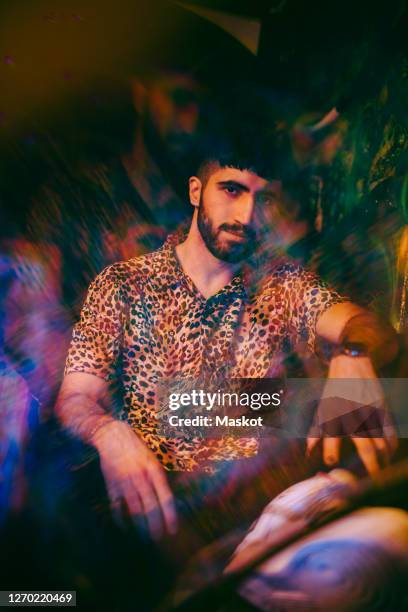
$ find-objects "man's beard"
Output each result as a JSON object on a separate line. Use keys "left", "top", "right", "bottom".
{"left": 197, "top": 194, "right": 258, "bottom": 263}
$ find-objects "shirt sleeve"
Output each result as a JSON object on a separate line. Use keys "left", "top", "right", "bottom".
{"left": 64, "top": 264, "right": 127, "bottom": 381}
{"left": 281, "top": 263, "right": 348, "bottom": 352}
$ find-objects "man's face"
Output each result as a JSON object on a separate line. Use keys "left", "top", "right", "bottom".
{"left": 145, "top": 73, "right": 203, "bottom": 158}
{"left": 196, "top": 166, "right": 281, "bottom": 263}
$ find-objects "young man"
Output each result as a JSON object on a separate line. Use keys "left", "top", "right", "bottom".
{"left": 56, "top": 135, "right": 399, "bottom": 542}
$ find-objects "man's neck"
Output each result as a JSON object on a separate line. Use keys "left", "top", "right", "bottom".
{"left": 175, "top": 220, "right": 241, "bottom": 300}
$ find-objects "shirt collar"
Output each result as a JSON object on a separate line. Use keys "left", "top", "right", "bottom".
{"left": 158, "top": 226, "right": 249, "bottom": 301}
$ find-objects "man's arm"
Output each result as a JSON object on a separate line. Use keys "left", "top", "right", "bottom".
{"left": 58, "top": 265, "right": 177, "bottom": 539}
{"left": 316, "top": 301, "right": 400, "bottom": 368}
{"left": 56, "top": 371, "right": 178, "bottom": 539}
{"left": 55, "top": 372, "right": 117, "bottom": 447}
{"left": 57, "top": 264, "right": 128, "bottom": 446}
{"left": 309, "top": 301, "right": 399, "bottom": 474}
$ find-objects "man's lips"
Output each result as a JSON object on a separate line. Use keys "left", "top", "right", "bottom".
{"left": 221, "top": 228, "right": 251, "bottom": 241}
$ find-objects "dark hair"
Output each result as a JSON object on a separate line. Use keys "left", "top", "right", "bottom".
{"left": 193, "top": 89, "right": 300, "bottom": 188}
{"left": 193, "top": 112, "right": 316, "bottom": 226}
{"left": 196, "top": 135, "right": 294, "bottom": 186}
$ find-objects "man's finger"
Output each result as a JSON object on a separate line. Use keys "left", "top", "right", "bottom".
{"left": 383, "top": 422, "right": 399, "bottom": 455}
{"left": 106, "top": 480, "right": 120, "bottom": 506}
{"left": 106, "top": 482, "right": 126, "bottom": 529}
{"left": 306, "top": 436, "right": 320, "bottom": 455}
{"left": 117, "top": 475, "right": 143, "bottom": 516}
{"left": 352, "top": 437, "right": 380, "bottom": 476}
{"left": 322, "top": 437, "right": 341, "bottom": 466}
{"left": 150, "top": 466, "right": 178, "bottom": 535}
{"left": 137, "top": 479, "right": 164, "bottom": 541}
{"left": 372, "top": 437, "right": 390, "bottom": 464}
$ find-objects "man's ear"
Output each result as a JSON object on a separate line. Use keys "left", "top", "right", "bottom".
{"left": 189, "top": 176, "right": 202, "bottom": 208}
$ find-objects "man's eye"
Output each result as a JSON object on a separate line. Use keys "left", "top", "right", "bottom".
{"left": 258, "top": 195, "right": 276, "bottom": 206}
{"left": 224, "top": 186, "right": 238, "bottom": 195}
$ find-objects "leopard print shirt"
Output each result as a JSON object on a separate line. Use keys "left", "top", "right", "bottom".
{"left": 65, "top": 232, "right": 345, "bottom": 471}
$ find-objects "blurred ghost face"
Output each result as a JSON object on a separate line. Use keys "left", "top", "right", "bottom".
{"left": 194, "top": 165, "right": 281, "bottom": 263}
{"left": 144, "top": 72, "right": 203, "bottom": 159}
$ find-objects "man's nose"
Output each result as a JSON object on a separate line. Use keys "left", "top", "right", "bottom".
{"left": 235, "top": 194, "right": 257, "bottom": 227}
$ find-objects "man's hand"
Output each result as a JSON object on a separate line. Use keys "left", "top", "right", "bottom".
{"left": 307, "top": 355, "right": 398, "bottom": 475}
{"left": 56, "top": 373, "right": 178, "bottom": 541}
{"left": 92, "top": 419, "right": 178, "bottom": 540}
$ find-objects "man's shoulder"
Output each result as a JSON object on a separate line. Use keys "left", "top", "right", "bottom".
{"left": 95, "top": 242, "right": 170, "bottom": 288}
{"left": 254, "top": 254, "right": 307, "bottom": 288}
{"left": 126, "top": 241, "right": 171, "bottom": 278}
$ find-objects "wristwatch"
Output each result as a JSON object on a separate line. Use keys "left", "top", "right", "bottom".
{"left": 338, "top": 342, "right": 368, "bottom": 358}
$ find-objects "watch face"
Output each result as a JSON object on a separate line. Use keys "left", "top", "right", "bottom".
{"left": 342, "top": 342, "right": 368, "bottom": 357}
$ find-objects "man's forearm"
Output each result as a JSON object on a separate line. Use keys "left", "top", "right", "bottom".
{"left": 55, "top": 391, "right": 117, "bottom": 447}
{"left": 339, "top": 311, "right": 399, "bottom": 370}
{"left": 317, "top": 303, "right": 400, "bottom": 370}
